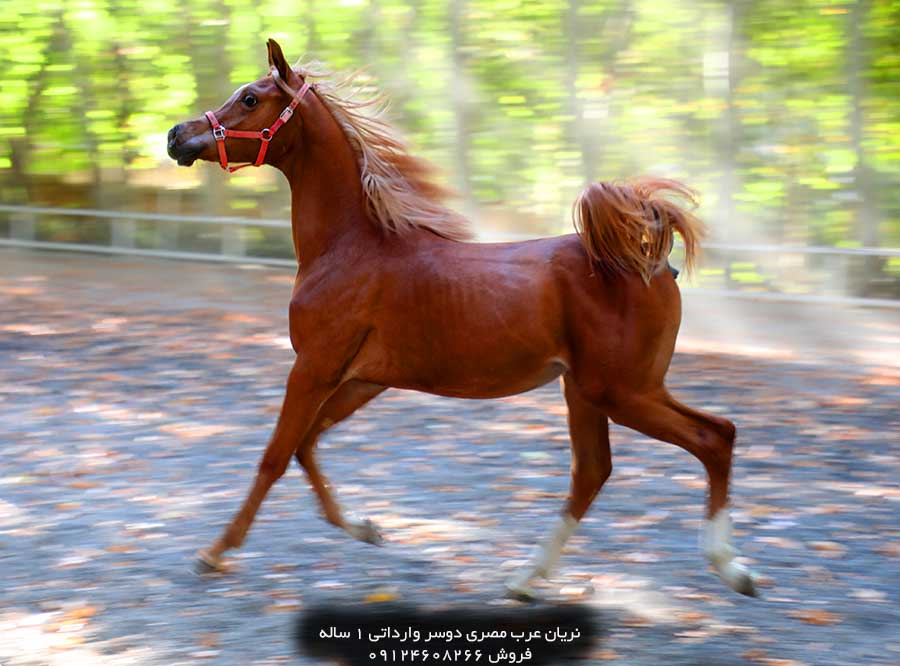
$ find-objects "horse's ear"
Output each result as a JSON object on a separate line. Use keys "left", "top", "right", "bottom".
{"left": 267, "top": 38, "right": 290, "bottom": 82}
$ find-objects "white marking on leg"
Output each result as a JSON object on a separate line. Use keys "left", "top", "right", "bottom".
{"left": 702, "top": 509, "right": 757, "bottom": 596}
{"left": 702, "top": 509, "right": 736, "bottom": 562}
{"left": 533, "top": 513, "right": 579, "bottom": 577}
{"left": 506, "top": 514, "right": 578, "bottom": 598}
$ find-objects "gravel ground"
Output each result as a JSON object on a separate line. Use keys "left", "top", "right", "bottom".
{"left": 0, "top": 249, "right": 898, "bottom": 666}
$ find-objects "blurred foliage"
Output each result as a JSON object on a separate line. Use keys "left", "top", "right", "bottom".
{"left": 0, "top": 0, "right": 898, "bottom": 280}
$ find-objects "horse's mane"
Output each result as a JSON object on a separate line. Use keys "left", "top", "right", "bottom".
{"left": 294, "top": 60, "right": 473, "bottom": 242}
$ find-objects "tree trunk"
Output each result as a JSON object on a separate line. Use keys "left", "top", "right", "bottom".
{"left": 363, "top": 0, "right": 381, "bottom": 68}
{"left": 718, "top": 0, "right": 743, "bottom": 285}
{"left": 564, "top": 0, "right": 634, "bottom": 186}
{"left": 564, "top": 0, "right": 595, "bottom": 185}
{"left": 847, "top": 0, "right": 880, "bottom": 294}
{"left": 7, "top": 11, "right": 66, "bottom": 206}
{"left": 448, "top": 0, "right": 476, "bottom": 216}
{"left": 185, "top": 0, "right": 233, "bottom": 222}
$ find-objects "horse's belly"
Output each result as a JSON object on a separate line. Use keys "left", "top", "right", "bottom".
{"left": 361, "top": 352, "right": 568, "bottom": 399}
{"left": 420, "top": 359, "right": 568, "bottom": 399}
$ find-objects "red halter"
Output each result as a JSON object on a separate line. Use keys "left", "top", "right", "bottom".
{"left": 205, "top": 72, "right": 311, "bottom": 173}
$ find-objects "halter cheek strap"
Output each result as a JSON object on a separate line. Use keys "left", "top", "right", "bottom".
{"left": 205, "top": 76, "right": 311, "bottom": 173}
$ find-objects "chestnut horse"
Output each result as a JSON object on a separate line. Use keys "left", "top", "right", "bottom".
{"left": 167, "top": 39, "right": 757, "bottom": 598}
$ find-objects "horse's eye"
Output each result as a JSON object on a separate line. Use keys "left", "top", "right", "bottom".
{"left": 242, "top": 93, "right": 258, "bottom": 108}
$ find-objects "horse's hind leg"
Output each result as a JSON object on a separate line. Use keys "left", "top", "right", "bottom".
{"left": 294, "top": 380, "right": 385, "bottom": 544}
{"left": 506, "top": 375, "right": 611, "bottom": 599}
{"left": 608, "top": 389, "right": 757, "bottom": 596}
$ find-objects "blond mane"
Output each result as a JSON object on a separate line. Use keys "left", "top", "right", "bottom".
{"left": 293, "top": 60, "right": 473, "bottom": 242}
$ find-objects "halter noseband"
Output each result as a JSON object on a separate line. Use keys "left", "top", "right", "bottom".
{"left": 204, "top": 68, "right": 311, "bottom": 173}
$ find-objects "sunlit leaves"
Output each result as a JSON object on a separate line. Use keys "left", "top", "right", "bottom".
{"left": 0, "top": 0, "right": 896, "bottom": 253}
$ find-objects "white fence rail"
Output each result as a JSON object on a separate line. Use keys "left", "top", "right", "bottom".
{"left": 0, "top": 204, "right": 296, "bottom": 267}
{"left": 1, "top": 204, "right": 897, "bottom": 308}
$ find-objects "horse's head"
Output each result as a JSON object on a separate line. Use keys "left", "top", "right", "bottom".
{"left": 167, "top": 39, "right": 309, "bottom": 172}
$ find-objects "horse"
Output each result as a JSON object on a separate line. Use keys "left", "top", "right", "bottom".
{"left": 166, "top": 39, "right": 757, "bottom": 599}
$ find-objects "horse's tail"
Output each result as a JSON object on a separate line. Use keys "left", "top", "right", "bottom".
{"left": 572, "top": 177, "right": 705, "bottom": 284}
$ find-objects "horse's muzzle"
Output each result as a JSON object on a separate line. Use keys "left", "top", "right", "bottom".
{"left": 167, "top": 124, "right": 202, "bottom": 166}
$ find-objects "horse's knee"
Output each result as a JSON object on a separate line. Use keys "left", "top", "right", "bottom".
{"left": 258, "top": 451, "right": 291, "bottom": 482}
{"left": 295, "top": 444, "right": 315, "bottom": 472}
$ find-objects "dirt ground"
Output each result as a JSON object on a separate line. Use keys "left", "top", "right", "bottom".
{"left": 1, "top": 248, "right": 898, "bottom": 665}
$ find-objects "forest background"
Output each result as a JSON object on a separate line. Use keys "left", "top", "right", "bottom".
{"left": 1, "top": 0, "right": 897, "bottom": 297}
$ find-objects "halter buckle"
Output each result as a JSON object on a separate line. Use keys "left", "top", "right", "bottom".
{"left": 212, "top": 126, "right": 226, "bottom": 141}
{"left": 279, "top": 107, "right": 294, "bottom": 122}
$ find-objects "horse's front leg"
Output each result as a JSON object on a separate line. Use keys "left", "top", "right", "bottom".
{"left": 198, "top": 357, "right": 336, "bottom": 571}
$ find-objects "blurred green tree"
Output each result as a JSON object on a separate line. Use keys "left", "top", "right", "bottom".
{"left": 0, "top": 0, "right": 896, "bottom": 292}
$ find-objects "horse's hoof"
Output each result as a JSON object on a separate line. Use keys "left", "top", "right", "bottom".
{"left": 719, "top": 560, "right": 758, "bottom": 598}
{"left": 732, "top": 571, "right": 758, "bottom": 597}
{"left": 347, "top": 518, "right": 384, "bottom": 546}
{"left": 195, "top": 550, "right": 226, "bottom": 574}
{"left": 736, "top": 577, "right": 757, "bottom": 597}
{"left": 504, "top": 578, "right": 541, "bottom": 603}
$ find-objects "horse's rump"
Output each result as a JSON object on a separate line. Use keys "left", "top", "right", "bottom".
{"left": 572, "top": 177, "right": 705, "bottom": 284}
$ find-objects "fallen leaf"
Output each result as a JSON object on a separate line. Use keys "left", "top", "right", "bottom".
{"left": 787, "top": 609, "right": 841, "bottom": 626}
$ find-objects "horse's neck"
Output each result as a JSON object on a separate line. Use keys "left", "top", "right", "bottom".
{"left": 282, "top": 96, "right": 375, "bottom": 266}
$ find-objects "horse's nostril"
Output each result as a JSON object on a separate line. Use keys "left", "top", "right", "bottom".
{"left": 167, "top": 126, "right": 178, "bottom": 143}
